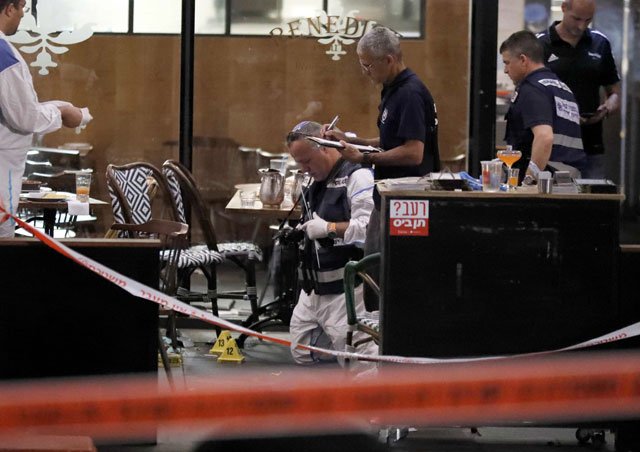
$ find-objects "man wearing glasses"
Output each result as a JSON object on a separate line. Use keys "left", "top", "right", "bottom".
{"left": 0, "top": 0, "right": 92, "bottom": 237}
{"left": 286, "top": 121, "right": 377, "bottom": 366}
{"left": 323, "top": 26, "right": 440, "bottom": 310}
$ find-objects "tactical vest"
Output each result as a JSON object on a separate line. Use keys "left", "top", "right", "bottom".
{"left": 299, "top": 159, "right": 364, "bottom": 295}
{"left": 506, "top": 68, "right": 585, "bottom": 167}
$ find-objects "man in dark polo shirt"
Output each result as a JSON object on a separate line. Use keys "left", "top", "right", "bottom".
{"left": 537, "top": 0, "right": 621, "bottom": 179}
{"left": 323, "top": 25, "right": 440, "bottom": 310}
{"left": 501, "top": 30, "right": 586, "bottom": 181}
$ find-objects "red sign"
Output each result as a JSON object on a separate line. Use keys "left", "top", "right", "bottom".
{"left": 389, "top": 200, "right": 429, "bottom": 236}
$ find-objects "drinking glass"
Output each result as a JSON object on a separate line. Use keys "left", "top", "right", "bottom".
{"left": 481, "top": 160, "right": 502, "bottom": 192}
{"left": 75, "top": 172, "right": 91, "bottom": 202}
{"left": 508, "top": 168, "right": 519, "bottom": 191}
{"left": 496, "top": 148, "right": 522, "bottom": 190}
{"left": 239, "top": 190, "right": 256, "bottom": 208}
{"left": 269, "top": 158, "right": 288, "bottom": 177}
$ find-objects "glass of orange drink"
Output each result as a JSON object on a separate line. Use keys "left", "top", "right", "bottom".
{"left": 496, "top": 147, "right": 522, "bottom": 190}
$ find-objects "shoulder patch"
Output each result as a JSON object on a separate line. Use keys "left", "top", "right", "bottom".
{"left": 537, "top": 78, "right": 572, "bottom": 94}
{"left": 0, "top": 40, "right": 19, "bottom": 73}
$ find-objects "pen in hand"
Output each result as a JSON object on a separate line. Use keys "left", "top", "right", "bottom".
{"left": 327, "top": 115, "right": 339, "bottom": 131}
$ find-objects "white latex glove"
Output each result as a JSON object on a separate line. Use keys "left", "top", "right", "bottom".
{"left": 300, "top": 212, "right": 329, "bottom": 240}
{"left": 76, "top": 107, "right": 93, "bottom": 134}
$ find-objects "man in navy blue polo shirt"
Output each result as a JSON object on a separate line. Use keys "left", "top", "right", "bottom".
{"left": 322, "top": 25, "right": 440, "bottom": 310}
{"left": 500, "top": 30, "right": 586, "bottom": 181}
{"left": 537, "top": 0, "right": 621, "bottom": 179}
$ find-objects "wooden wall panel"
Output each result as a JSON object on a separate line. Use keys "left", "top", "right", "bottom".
{"left": 27, "top": 0, "right": 470, "bottom": 236}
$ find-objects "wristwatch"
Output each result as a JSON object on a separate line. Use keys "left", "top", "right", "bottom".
{"left": 361, "top": 152, "right": 372, "bottom": 166}
{"left": 327, "top": 222, "right": 337, "bottom": 239}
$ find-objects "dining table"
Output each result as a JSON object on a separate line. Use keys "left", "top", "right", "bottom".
{"left": 225, "top": 187, "right": 301, "bottom": 220}
{"left": 18, "top": 191, "right": 109, "bottom": 237}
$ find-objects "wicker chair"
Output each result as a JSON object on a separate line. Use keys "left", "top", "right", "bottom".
{"left": 106, "top": 162, "right": 225, "bottom": 339}
{"left": 161, "top": 159, "right": 262, "bottom": 328}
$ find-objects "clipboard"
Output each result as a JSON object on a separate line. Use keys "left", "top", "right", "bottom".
{"left": 305, "top": 136, "right": 381, "bottom": 153}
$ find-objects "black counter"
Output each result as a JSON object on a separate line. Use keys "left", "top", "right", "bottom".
{"left": 380, "top": 189, "right": 628, "bottom": 358}
{"left": 0, "top": 239, "right": 160, "bottom": 380}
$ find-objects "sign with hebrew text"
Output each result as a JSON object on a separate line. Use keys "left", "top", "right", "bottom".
{"left": 389, "top": 199, "right": 429, "bottom": 237}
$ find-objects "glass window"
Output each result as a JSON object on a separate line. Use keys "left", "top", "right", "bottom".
{"left": 230, "top": 0, "right": 323, "bottom": 35}
{"left": 195, "top": 0, "right": 226, "bottom": 34}
{"left": 133, "top": 0, "right": 181, "bottom": 34}
{"left": 327, "top": 0, "right": 422, "bottom": 37}
{"left": 22, "top": 0, "right": 423, "bottom": 37}
{"left": 16, "top": 1, "right": 182, "bottom": 236}
{"left": 133, "top": 0, "right": 225, "bottom": 35}
{"left": 25, "top": 0, "right": 129, "bottom": 33}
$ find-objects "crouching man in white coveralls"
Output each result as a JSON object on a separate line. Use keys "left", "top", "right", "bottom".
{"left": 0, "top": 0, "right": 92, "bottom": 237}
{"left": 286, "top": 120, "right": 378, "bottom": 365}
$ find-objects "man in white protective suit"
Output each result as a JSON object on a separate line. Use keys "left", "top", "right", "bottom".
{"left": 0, "top": 0, "right": 92, "bottom": 237}
{"left": 285, "top": 120, "right": 378, "bottom": 366}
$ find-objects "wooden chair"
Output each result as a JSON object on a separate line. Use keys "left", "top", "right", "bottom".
{"left": 343, "top": 253, "right": 381, "bottom": 355}
{"left": 106, "top": 162, "right": 225, "bottom": 339}
{"left": 162, "top": 159, "right": 262, "bottom": 327}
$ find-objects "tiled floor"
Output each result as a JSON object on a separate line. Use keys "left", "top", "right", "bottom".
{"left": 99, "top": 216, "right": 640, "bottom": 451}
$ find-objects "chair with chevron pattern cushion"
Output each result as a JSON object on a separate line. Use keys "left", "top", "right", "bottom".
{"left": 162, "top": 159, "right": 262, "bottom": 324}
{"left": 106, "top": 162, "right": 225, "bottom": 338}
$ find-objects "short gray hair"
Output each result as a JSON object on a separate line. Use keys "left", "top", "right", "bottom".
{"left": 357, "top": 26, "right": 402, "bottom": 60}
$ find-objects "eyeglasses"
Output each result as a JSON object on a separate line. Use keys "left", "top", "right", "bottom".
{"left": 359, "top": 57, "right": 385, "bottom": 72}
{"left": 286, "top": 131, "right": 309, "bottom": 144}
{"left": 15, "top": 1, "right": 29, "bottom": 13}
{"left": 359, "top": 61, "right": 375, "bottom": 72}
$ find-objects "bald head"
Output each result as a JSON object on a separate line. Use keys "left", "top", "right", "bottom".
{"left": 560, "top": 0, "right": 595, "bottom": 40}
{"left": 564, "top": 0, "right": 596, "bottom": 13}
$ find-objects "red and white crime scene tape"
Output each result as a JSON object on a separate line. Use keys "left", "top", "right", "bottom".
{"left": 0, "top": 353, "right": 639, "bottom": 438}
{"left": 2, "top": 207, "right": 640, "bottom": 437}
{"left": 2, "top": 205, "right": 640, "bottom": 365}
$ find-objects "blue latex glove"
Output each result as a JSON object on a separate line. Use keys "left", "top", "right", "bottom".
{"left": 459, "top": 172, "right": 482, "bottom": 191}
{"left": 459, "top": 172, "right": 508, "bottom": 191}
